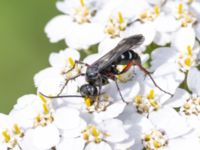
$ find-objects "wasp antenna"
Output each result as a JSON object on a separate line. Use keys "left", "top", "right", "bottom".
{"left": 39, "top": 92, "right": 84, "bottom": 99}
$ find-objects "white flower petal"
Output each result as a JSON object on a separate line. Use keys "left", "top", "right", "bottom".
{"left": 49, "top": 48, "right": 80, "bottom": 68}
{"left": 154, "top": 14, "right": 180, "bottom": 32}
{"left": 125, "top": 21, "right": 156, "bottom": 45}
{"left": 154, "top": 32, "right": 172, "bottom": 46}
{"left": 45, "top": 15, "right": 72, "bottom": 43}
{"left": 164, "top": 88, "right": 190, "bottom": 107}
{"left": 0, "top": 113, "right": 13, "bottom": 130}
{"left": 168, "top": 136, "right": 200, "bottom": 150}
{"left": 150, "top": 63, "right": 184, "bottom": 95}
{"left": 149, "top": 107, "right": 191, "bottom": 138}
{"left": 171, "top": 27, "right": 195, "bottom": 52}
{"left": 85, "top": 142, "right": 112, "bottom": 150}
{"left": 187, "top": 67, "right": 200, "bottom": 95}
{"left": 195, "top": 23, "right": 200, "bottom": 41}
{"left": 65, "top": 23, "right": 104, "bottom": 49}
{"left": 93, "top": 102, "right": 126, "bottom": 123}
{"left": 151, "top": 47, "right": 177, "bottom": 70}
{"left": 83, "top": 53, "right": 101, "bottom": 65}
{"left": 98, "top": 38, "right": 120, "bottom": 55}
{"left": 9, "top": 94, "right": 43, "bottom": 128}
{"left": 54, "top": 107, "right": 80, "bottom": 130}
{"left": 57, "top": 138, "right": 85, "bottom": 150}
{"left": 99, "top": 119, "right": 128, "bottom": 143}
{"left": 34, "top": 67, "right": 60, "bottom": 88}
{"left": 21, "top": 124, "right": 60, "bottom": 150}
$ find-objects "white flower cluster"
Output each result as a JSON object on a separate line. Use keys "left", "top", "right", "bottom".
{"left": 1, "top": 0, "right": 200, "bottom": 150}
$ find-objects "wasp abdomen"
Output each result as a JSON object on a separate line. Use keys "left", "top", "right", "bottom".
{"left": 116, "top": 50, "right": 140, "bottom": 65}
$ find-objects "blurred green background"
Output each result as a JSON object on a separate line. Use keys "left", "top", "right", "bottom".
{"left": 0, "top": 0, "right": 65, "bottom": 113}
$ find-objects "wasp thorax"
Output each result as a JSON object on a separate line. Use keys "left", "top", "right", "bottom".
{"left": 86, "top": 66, "right": 99, "bottom": 82}
{"left": 80, "top": 84, "right": 98, "bottom": 97}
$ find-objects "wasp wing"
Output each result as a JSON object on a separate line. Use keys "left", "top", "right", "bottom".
{"left": 92, "top": 34, "right": 144, "bottom": 71}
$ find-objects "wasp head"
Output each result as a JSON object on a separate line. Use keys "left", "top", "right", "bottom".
{"left": 80, "top": 84, "right": 98, "bottom": 97}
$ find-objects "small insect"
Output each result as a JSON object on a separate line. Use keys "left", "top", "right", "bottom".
{"left": 40, "top": 34, "right": 172, "bottom": 105}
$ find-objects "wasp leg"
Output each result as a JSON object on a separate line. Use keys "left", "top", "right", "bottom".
{"left": 94, "top": 77, "right": 103, "bottom": 111}
{"left": 132, "top": 60, "right": 173, "bottom": 97}
{"left": 58, "top": 61, "right": 89, "bottom": 96}
{"left": 57, "top": 73, "right": 85, "bottom": 96}
{"left": 63, "top": 60, "right": 90, "bottom": 74}
{"left": 114, "top": 78, "right": 129, "bottom": 104}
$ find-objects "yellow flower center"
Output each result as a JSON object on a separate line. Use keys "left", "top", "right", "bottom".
{"left": 34, "top": 103, "right": 54, "bottom": 127}
{"left": 81, "top": 125, "right": 109, "bottom": 144}
{"left": 181, "top": 96, "right": 200, "bottom": 116}
{"left": 2, "top": 130, "right": 10, "bottom": 143}
{"left": 134, "top": 90, "right": 160, "bottom": 113}
{"left": 104, "top": 12, "right": 127, "bottom": 38}
{"left": 74, "top": 0, "right": 91, "bottom": 24}
{"left": 142, "top": 129, "right": 168, "bottom": 150}
{"left": 177, "top": 45, "right": 196, "bottom": 71}
{"left": 176, "top": 3, "right": 196, "bottom": 27}
{"left": 139, "top": 5, "right": 160, "bottom": 22}
{"left": 13, "top": 124, "right": 21, "bottom": 135}
{"left": 1, "top": 124, "right": 24, "bottom": 149}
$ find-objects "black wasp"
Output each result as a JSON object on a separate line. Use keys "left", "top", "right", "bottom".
{"left": 40, "top": 34, "right": 172, "bottom": 105}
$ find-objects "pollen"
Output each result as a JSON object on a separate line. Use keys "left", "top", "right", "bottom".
{"left": 180, "top": 96, "right": 200, "bottom": 116}
{"left": 13, "top": 124, "right": 21, "bottom": 135}
{"left": 144, "top": 134, "right": 151, "bottom": 141}
{"left": 183, "top": 102, "right": 191, "bottom": 110}
{"left": 178, "top": 3, "right": 183, "bottom": 15}
{"left": 140, "top": 11, "right": 148, "bottom": 20}
{"left": 43, "top": 103, "right": 49, "bottom": 114}
{"left": 68, "top": 57, "right": 75, "bottom": 67}
{"left": 36, "top": 114, "right": 41, "bottom": 123}
{"left": 187, "top": 0, "right": 193, "bottom": 4}
{"left": 2, "top": 130, "right": 10, "bottom": 143}
{"left": 187, "top": 45, "right": 192, "bottom": 56}
{"left": 154, "top": 6, "right": 160, "bottom": 16}
{"left": 84, "top": 97, "right": 92, "bottom": 107}
{"left": 134, "top": 95, "right": 142, "bottom": 104}
{"left": 91, "top": 126, "right": 100, "bottom": 137}
{"left": 38, "top": 93, "right": 47, "bottom": 103}
{"left": 80, "top": 0, "right": 85, "bottom": 7}
{"left": 83, "top": 133, "right": 89, "bottom": 141}
{"left": 116, "top": 64, "right": 127, "bottom": 72}
{"left": 153, "top": 140, "right": 161, "bottom": 148}
{"left": 147, "top": 89, "right": 155, "bottom": 100}
{"left": 184, "top": 57, "right": 191, "bottom": 67}
{"left": 118, "top": 11, "right": 124, "bottom": 24}
{"left": 150, "top": 100, "right": 159, "bottom": 110}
